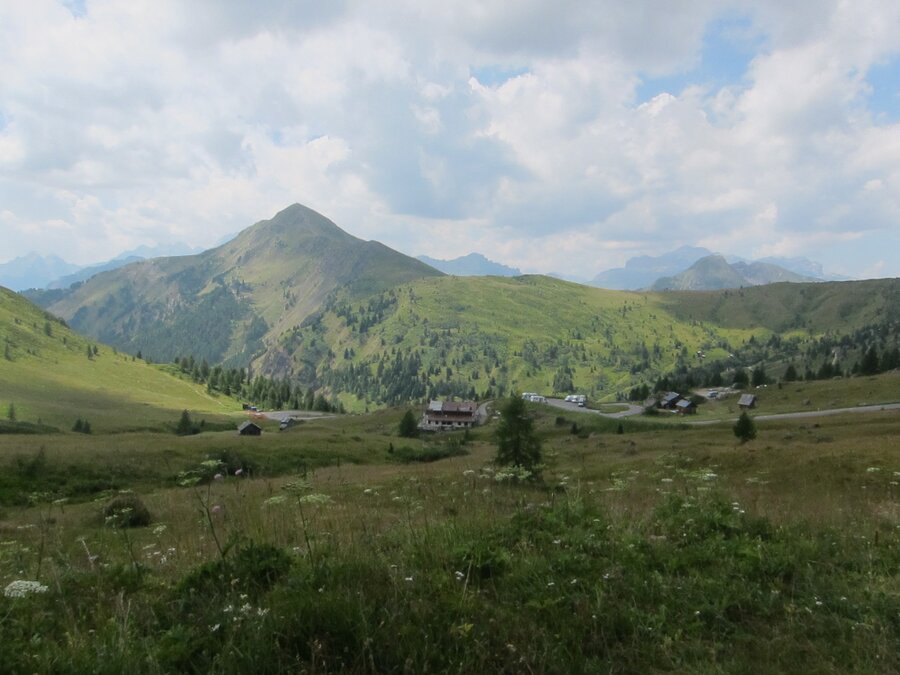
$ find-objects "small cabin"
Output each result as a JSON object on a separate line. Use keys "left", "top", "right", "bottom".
{"left": 738, "top": 394, "right": 757, "bottom": 410}
{"left": 659, "top": 392, "right": 683, "bottom": 410}
{"left": 675, "top": 399, "right": 697, "bottom": 415}
{"left": 238, "top": 421, "right": 263, "bottom": 436}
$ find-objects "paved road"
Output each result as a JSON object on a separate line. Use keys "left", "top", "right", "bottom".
{"left": 258, "top": 410, "right": 335, "bottom": 422}
{"left": 545, "top": 398, "right": 645, "bottom": 419}
{"left": 689, "top": 402, "right": 900, "bottom": 426}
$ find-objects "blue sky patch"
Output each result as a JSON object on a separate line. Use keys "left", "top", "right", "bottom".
{"left": 866, "top": 55, "right": 900, "bottom": 122}
{"left": 470, "top": 65, "right": 530, "bottom": 87}
{"left": 636, "top": 15, "right": 760, "bottom": 103}
{"left": 60, "top": 0, "right": 87, "bottom": 18}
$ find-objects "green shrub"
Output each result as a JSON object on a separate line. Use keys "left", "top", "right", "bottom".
{"left": 102, "top": 493, "right": 151, "bottom": 528}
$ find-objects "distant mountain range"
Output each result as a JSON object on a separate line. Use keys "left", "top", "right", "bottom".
{"left": 0, "top": 243, "right": 204, "bottom": 292}
{"left": 650, "top": 255, "right": 818, "bottom": 290}
{"left": 416, "top": 253, "right": 520, "bottom": 277}
{"left": 12, "top": 202, "right": 898, "bottom": 410}
{"left": 0, "top": 253, "right": 82, "bottom": 291}
{"left": 591, "top": 247, "right": 845, "bottom": 290}
{"left": 590, "top": 246, "right": 713, "bottom": 290}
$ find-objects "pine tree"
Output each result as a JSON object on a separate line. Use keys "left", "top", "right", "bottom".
{"left": 73, "top": 418, "right": 83, "bottom": 433}
{"left": 751, "top": 365, "right": 768, "bottom": 387}
{"left": 495, "top": 395, "right": 541, "bottom": 474}
{"left": 783, "top": 364, "right": 798, "bottom": 382}
{"left": 398, "top": 409, "right": 419, "bottom": 438}
{"left": 176, "top": 409, "right": 195, "bottom": 436}
{"left": 7, "top": 402, "right": 15, "bottom": 422}
{"left": 859, "top": 346, "right": 880, "bottom": 376}
{"left": 733, "top": 411, "right": 757, "bottom": 443}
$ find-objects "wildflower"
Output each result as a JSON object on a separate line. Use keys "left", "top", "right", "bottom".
{"left": 211, "top": 505, "right": 222, "bottom": 514}
{"left": 210, "top": 623, "right": 221, "bottom": 632}
{"left": 404, "top": 576, "right": 414, "bottom": 582}
{"left": 214, "top": 473, "right": 224, "bottom": 481}
{"left": 152, "top": 524, "right": 167, "bottom": 536}
{"left": 298, "top": 493, "right": 331, "bottom": 505}
{"left": 4, "top": 580, "right": 49, "bottom": 598}
{"left": 235, "top": 468, "right": 243, "bottom": 476}
{"left": 257, "top": 607, "right": 269, "bottom": 617}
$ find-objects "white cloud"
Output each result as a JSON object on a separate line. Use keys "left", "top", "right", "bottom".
{"left": 0, "top": 0, "right": 897, "bottom": 279}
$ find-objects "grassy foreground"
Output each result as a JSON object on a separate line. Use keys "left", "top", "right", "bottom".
{"left": 0, "top": 398, "right": 897, "bottom": 673}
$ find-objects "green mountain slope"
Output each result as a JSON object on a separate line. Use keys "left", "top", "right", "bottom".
{"left": 658, "top": 278, "right": 900, "bottom": 333}
{"left": 258, "top": 275, "right": 755, "bottom": 408}
{"left": 0, "top": 287, "right": 240, "bottom": 432}
{"left": 33, "top": 204, "right": 442, "bottom": 366}
{"left": 254, "top": 275, "right": 899, "bottom": 410}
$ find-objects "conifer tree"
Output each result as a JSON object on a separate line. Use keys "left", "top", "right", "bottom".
{"left": 176, "top": 409, "right": 195, "bottom": 436}
{"left": 733, "top": 411, "right": 757, "bottom": 443}
{"left": 495, "top": 395, "right": 541, "bottom": 473}
{"left": 398, "top": 409, "right": 419, "bottom": 438}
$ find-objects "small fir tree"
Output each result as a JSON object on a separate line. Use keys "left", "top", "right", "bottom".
{"left": 398, "top": 409, "right": 419, "bottom": 438}
{"left": 176, "top": 409, "right": 195, "bottom": 436}
{"left": 783, "top": 364, "right": 798, "bottom": 382}
{"left": 733, "top": 411, "right": 757, "bottom": 443}
{"left": 495, "top": 395, "right": 542, "bottom": 474}
{"left": 859, "top": 346, "right": 880, "bottom": 376}
{"left": 7, "top": 402, "right": 16, "bottom": 422}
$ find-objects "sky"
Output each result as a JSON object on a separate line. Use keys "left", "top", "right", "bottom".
{"left": 0, "top": 0, "right": 899, "bottom": 280}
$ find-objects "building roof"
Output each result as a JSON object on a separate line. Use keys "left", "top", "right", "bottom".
{"left": 738, "top": 394, "right": 757, "bottom": 406}
{"left": 676, "top": 399, "right": 695, "bottom": 409}
{"left": 238, "top": 421, "right": 262, "bottom": 432}
{"left": 426, "top": 400, "right": 477, "bottom": 414}
{"left": 661, "top": 391, "right": 682, "bottom": 405}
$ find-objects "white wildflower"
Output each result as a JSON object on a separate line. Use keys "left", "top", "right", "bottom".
{"left": 4, "top": 580, "right": 49, "bottom": 598}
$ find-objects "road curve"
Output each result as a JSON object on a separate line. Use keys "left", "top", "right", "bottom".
{"left": 545, "top": 398, "right": 645, "bottom": 418}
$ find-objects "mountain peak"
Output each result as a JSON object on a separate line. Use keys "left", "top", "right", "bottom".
{"left": 417, "top": 252, "right": 521, "bottom": 277}
{"left": 651, "top": 254, "right": 818, "bottom": 290}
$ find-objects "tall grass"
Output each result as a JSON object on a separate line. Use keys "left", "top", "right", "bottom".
{"left": 0, "top": 409, "right": 897, "bottom": 673}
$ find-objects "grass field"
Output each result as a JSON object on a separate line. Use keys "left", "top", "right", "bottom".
{"left": 0, "top": 377, "right": 897, "bottom": 673}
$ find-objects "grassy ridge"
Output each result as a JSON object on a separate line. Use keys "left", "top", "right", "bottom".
{"left": 659, "top": 277, "right": 900, "bottom": 333}
{"left": 275, "top": 275, "right": 769, "bottom": 408}
{"left": 271, "top": 275, "right": 899, "bottom": 409}
{"left": 0, "top": 287, "right": 242, "bottom": 432}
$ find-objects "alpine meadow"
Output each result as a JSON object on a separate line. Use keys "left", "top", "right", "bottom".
{"left": 2, "top": 204, "right": 898, "bottom": 673}
{"left": 2, "top": 2, "right": 900, "bottom": 672}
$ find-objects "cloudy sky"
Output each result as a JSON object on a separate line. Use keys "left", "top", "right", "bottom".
{"left": 1, "top": 0, "right": 898, "bottom": 279}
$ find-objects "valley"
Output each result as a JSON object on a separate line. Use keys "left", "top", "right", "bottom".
{"left": 1, "top": 205, "right": 898, "bottom": 673}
